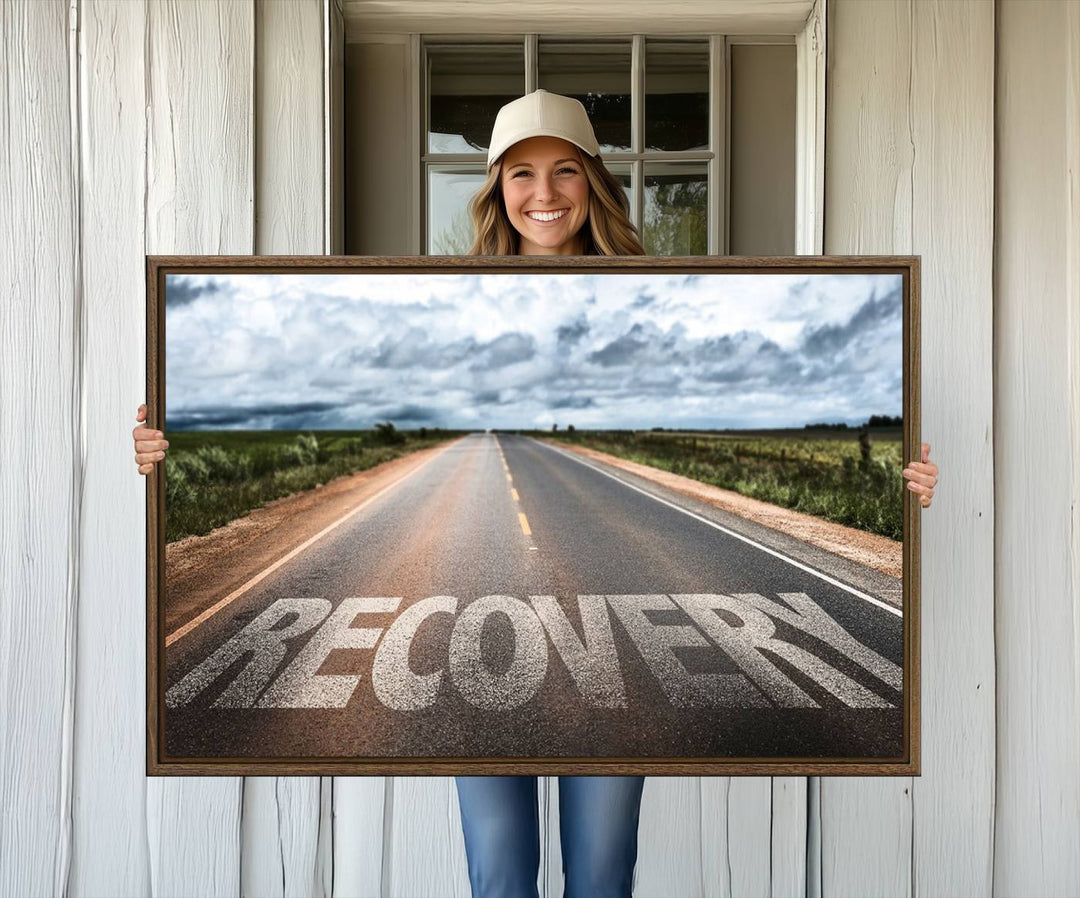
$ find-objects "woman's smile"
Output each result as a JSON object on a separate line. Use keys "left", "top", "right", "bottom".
{"left": 525, "top": 208, "right": 569, "bottom": 223}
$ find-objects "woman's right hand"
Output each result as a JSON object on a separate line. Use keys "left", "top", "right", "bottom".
{"left": 133, "top": 403, "right": 169, "bottom": 475}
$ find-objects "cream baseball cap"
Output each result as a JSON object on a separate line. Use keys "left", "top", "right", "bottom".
{"left": 486, "top": 89, "right": 601, "bottom": 169}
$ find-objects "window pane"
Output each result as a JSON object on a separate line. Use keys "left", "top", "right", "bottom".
{"left": 645, "top": 40, "right": 709, "bottom": 152}
{"left": 428, "top": 167, "right": 487, "bottom": 254}
{"left": 428, "top": 44, "right": 524, "bottom": 154}
{"left": 603, "top": 163, "right": 634, "bottom": 220}
{"left": 643, "top": 163, "right": 707, "bottom": 255}
{"left": 538, "top": 40, "right": 632, "bottom": 153}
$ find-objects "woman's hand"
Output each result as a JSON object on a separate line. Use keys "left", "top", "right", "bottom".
{"left": 902, "top": 442, "right": 938, "bottom": 508}
{"left": 133, "top": 403, "right": 169, "bottom": 475}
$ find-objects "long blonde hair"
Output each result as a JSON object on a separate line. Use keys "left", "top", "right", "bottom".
{"left": 467, "top": 149, "right": 645, "bottom": 256}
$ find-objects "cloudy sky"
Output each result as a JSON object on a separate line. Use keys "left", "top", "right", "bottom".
{"left": 164, "top": 271, "right": 902, "bottom": 431}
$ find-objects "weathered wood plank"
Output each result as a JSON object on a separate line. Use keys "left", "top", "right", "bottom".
{"left": 994, "top": 0, "right": 1080, "bottom": 891}
{"left": 242, "top": 2, "right": 330, "bottom": 895}
{"left": 779, "top": 5, "right": 826, "bottom": 890}
{"left": 636, "top": 778, "right": 705, "bottom": 897}
{"left": 255, "top": 0, "right": 325, "bottom": 257}
{"left": 822, "top": 2, "right": 914, "bottom": 894}
{"left": 322, "top": 0, "right": 387, "bottom": 890}
{"left": 385, "top": 777, "right": 470, "bottom": 898}
{"left": 144, "top": 1, "right": 254, "bottom": 892}
{"left": 241, "top": 778, "right": 326, "bottom": 898}
{"left": 327, "top": 0, "right": 345, "bottom": 254}
{"left": 795, "top": 0, "right": 825, "bottom": 257}
{"left": 770, "top": 776, "right": 808, "bottom": 896}
{"left": 332, "top": 778, "right": 385, "bottom": 897}
{"left": 0, "top": 1, "right": 78, "bottom": 895}
{"left": 908, "top": 2, "right": 995, "bottom": 896}
{"left": 825, "top": 1, "right": 997, "bottom": 896}
{"left": 698, "top": 778, "right": 775, "bottom": 898}
{"left": 70, "top": 1, "right": 152, "bottom": 895}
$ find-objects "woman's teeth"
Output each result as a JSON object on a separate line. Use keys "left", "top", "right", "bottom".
{"left": 527, "top": 209, "right": 567, "bottom": 222}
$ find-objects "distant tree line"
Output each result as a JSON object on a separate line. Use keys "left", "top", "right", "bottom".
{"left": 805, "top": 414, "right": 902, "bottom": 430}
{"left": 553, "top": 415, "right": 903, "bottom": 434}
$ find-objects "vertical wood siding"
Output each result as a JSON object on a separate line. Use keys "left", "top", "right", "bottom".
{"left": 825, "top": 2, "right": 997, "bottom": 896}
{"left": 907, "top": 3, "right": 997, "bottom": 894}
{"left": 1, "top": 1, "right": 1077, "bottom": 896}
{"left": 994, "top": 0, "right": 1080, "bottom": 891}
{"left": 0, "top": 1, "right": 78, "bottom": 895}
{"left": 824, "top": 5, "right": 916, "bottom": 891}
{"left": 387, "top": 777, "right": 471, "bottom": 897}
{"left": 333, "top": 778, "right": 386, "bottom": 896}
{"left": 245, "top": 3, "right": 331, "bottom": 898}
{"left": 143, "top": 0, "right": 252, "bottom": 893}
{"left": 69, "top": 0, "right": 151, "bottom": 894}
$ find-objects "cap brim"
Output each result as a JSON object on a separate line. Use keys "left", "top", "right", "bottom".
{"left": 487, "top": 131, "right": 599, "bottom": 168}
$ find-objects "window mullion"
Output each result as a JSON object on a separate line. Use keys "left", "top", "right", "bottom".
{"left": 708, "top": 34, "right": 725, "bottom": 256}
{"left": 420, "top": 39, "right": 430, "bottom": 253}
{"left": 525, "top": 34, "right": 537, "bottom": 93}
{"left": 631, "top": 34, "right": 644, "bottom": 237}
{"left": 723, "top": 36, "right": 732, "bottom": 255}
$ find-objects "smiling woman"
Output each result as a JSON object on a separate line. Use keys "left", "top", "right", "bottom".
{"left": 456, "top": 88, "right": 649, "bottom": 898}
{"left": 466, "top": 89, "right": 645, "bottom": 257}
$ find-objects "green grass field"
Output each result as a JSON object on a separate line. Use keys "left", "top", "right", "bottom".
{"left": 538, "top": 428, "right": 905, "bottom": 542}
{"left": 162, "top": 424, "right": 459, "bottom": 543}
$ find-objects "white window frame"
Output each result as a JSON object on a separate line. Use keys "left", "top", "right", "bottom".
{"left": 406, "top": 0, "right": 825, "bottom": 256}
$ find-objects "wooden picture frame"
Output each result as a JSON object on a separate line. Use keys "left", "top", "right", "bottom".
{"left": 146, "top": 254, "right": 920, "bottom": 776}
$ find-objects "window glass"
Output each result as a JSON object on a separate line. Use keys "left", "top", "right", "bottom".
{"left": 427, "top": 44, "right": 524, "bottom": 153}
{"left": 603, "top": 162, "right": 634, "bottom": 217}
{"left": 645, "top": 40, "right": 709, "bottom": 152}
{"left": 538, "top": 40, "right": 632, "bottom": 153}
{"left": 428, "top": 167, "right": 487, "bottom": 254}
{"left": 420, "top": 36, "right": 732, "bottom": 255}
{"left": 643, "top": 163, "right": 708, "bottom": 255}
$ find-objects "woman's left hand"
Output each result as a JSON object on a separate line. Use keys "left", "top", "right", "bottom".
{"left": 903, "top": 442, "right": 938, "bottom": 508}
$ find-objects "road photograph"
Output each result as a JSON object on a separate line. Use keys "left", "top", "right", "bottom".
{"left": 157, "top": 268, "right": 909, "bottom": 764}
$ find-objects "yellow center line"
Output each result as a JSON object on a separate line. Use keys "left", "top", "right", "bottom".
{"left": 499, "top": 442, "right": 530, "bottom": 542}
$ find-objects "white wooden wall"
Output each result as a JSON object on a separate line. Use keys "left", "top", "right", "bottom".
{"left": 1, "top": 1, "right": 1078, "bottom": 896}
{"left": 993, "top": 0, "right": 1080, "bottom": 891}
{"left": 823, "top": 1, "right": 994, "bottom": 894}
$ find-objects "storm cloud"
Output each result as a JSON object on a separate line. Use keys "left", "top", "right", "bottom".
{"left": 587, "top": 324, "right": 649, "bottom": 367}
{"left": 165, "top": 276, "right": 227, "bottom": 308}
{"left": 470, "top": 332, "right": 537, "bottom": 371}
{"left": 165, "top": 271, "right": 903, "bottom": 431}
{"left": 800, "top": 286, "right": 901, "bottom": 358}
{"left": 556, "top": 316, "right": 590, "bottom": 348}
{"left": 168, "top": 400, "right": 340, "bottom": 430}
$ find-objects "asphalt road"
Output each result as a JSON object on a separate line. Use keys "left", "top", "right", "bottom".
{"left": 164, "top": 432, "right": 905, "bottom": 760}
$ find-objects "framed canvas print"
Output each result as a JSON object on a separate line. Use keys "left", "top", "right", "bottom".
{"left": 146, "top": 255, "right": 921, "bottom": 776}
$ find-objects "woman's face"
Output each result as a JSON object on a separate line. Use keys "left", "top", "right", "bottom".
{"left": 499, "top": 136, "right": 590, "bottom": 255}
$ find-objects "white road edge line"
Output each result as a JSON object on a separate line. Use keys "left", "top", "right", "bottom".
{"left": 165, "top": 438, "right": 465, "bottom": 646}
{"left": 535, "top": 438, "right": 902, "bottom": 618}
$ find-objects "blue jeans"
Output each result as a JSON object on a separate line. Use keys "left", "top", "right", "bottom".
{"left": 454, "top": 775, "right": 646, "bottom": 898}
